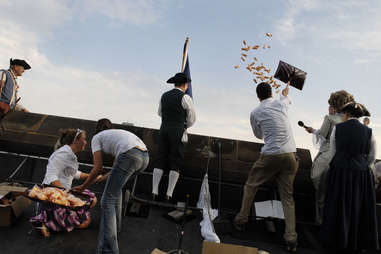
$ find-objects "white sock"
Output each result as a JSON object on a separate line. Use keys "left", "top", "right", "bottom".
{"left": 166, "top": 170, "right": 180, "bottom": 198}
{"left": 152, "top": 168, "right": 163, "bottom": 195}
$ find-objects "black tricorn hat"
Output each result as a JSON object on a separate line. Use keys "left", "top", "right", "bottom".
{"left": 10, "top": 58, "right": 31, "bottom": 70}
{"left": 274, "top": 60, "right": 306, "bottom": 90}
{"left": 341, "top": 102, "right": 370, "bottom": 118}
{"left": 167, "top": 72, "right": 191, "bottom": 84}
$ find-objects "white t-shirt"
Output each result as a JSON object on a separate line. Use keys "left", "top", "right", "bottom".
{"left": 42, "top": 145, "right": 82, "bottom": 190}
{"left": 91, "top": 129, "right": 147, "bottom": 157}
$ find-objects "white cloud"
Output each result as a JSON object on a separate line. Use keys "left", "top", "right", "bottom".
{"left": 274, "top": 0, "right": 319, "bottom": 42}
{"left": 0, "top": 0, "right": 72, "bottom": 35}
{"left": 80, "top": 0, "right": 173, "bottom": 25}
{"left": 274, "top": 0, "right": 381, "bottom": 57}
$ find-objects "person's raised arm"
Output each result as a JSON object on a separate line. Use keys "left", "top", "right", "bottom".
{"left": 279, "top": 82, "right": 291, "bottom": 108}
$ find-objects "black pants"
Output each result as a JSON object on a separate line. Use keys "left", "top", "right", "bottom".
{"left": 155, "top": 124, "right": 184, "bottom": 172}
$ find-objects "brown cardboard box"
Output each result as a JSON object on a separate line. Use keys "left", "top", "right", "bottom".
{"left": 0, "top": 185, "right": 31, "bottom": 227}
{"left": 151, "top": 248, "right": 168, "bottom": 254}
{"left": 202, "top": 241, "right": 258, "bottom": 254}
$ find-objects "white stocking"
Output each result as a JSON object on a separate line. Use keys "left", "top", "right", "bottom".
{"left": 166, "top": 170, "right": 180, "bottom": 198}
{"left": 152, "top": 168, "right": 163, "bottom": 195}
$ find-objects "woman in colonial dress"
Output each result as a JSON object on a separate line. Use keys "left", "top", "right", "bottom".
{"left": 321, "top": 102, "right": 379, "bottom": 253}
{"left": 304, "top": 90, "right": 354, "bottom": 224}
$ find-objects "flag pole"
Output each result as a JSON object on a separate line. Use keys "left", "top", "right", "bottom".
{"left": 181, "top": 37, "right": 189, "bottom": 72}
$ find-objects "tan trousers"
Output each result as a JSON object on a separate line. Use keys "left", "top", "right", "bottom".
{"left": 234, "top": 152, "right": 299, "bottom": 243}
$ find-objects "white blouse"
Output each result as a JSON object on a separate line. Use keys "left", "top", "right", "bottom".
{"left": 42, "top": 145, "right": 82, "bottom": 190}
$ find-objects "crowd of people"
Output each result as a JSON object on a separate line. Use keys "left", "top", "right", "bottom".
{"left": 0, "top": 58, "right": 380, "bottom": 254}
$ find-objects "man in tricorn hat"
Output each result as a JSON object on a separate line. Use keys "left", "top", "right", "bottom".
{"left": 0, "top": 58, "right": 31, "bottom": 116}
{"left": 151, "top": 72, "right": 196, "bottom": 201}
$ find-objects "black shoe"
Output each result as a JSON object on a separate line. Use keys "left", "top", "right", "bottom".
{"left": 232, "top": 220, "right": 245, "bottom": 232}
{"left": 165, "top": 195, "right": 172, "bottom": 203}
{"left": 284, "top": 240, "right": 297, "bottom": 253}
{"left": 152, "top": 194, "right": 157, "bottom": 201}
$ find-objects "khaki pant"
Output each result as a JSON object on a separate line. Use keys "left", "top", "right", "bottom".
{"left": 234, "top": 152, "right": 299, "bottom": 243}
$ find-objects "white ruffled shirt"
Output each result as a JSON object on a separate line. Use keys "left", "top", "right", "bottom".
{"left": 42, "top": 145, "right": 82, "bottom": 190}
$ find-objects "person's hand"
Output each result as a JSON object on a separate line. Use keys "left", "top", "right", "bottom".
{"left": 282, "top": 82, "right": 290, "bottom": 97}
{"left": 95, "top": 173, "right": 109, "bottom": 183}
{"left": 306, "top": 127, "right": 314, "bottom": 133}
{"left": 72, "top": 185, "right": 85, "bottom": 193}
{"left": 94, "top": 175, "right": 103, "bottom": 183}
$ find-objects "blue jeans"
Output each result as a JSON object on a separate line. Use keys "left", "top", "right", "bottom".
{"left": 96, "top": 148, "right": 149, "bottom": 254}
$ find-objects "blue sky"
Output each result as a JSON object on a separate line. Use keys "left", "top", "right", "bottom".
{"left": 1, "top": 0, "right": 381, "bottom": 157}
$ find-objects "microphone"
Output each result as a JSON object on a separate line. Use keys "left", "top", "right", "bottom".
{"left": 298, "top": 121, "right": 310, "bottom": 129}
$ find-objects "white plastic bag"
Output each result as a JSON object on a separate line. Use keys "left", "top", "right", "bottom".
{"left": 197, "top": 174, "right": 220, "bottom": 243}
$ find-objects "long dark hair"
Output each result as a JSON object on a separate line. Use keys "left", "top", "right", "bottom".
{"left": 95, "top": 118, "right": 112, "bottom": 135}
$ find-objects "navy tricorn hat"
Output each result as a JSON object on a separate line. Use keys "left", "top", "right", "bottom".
{"left": 167, "top": 72, "right": 191, "bottom": 84}
{"left": 10, "top": 58, "right": 31, "bottom": 70}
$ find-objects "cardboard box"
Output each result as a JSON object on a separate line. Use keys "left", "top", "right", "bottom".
{"left": 202, "top": 241, "right": 258, "bottom": 254}
{"left": 151, "top": 249, "right": 168, "bottom": 254}
{"left": 0, "top": 185, "right": 31, "bottom": 227}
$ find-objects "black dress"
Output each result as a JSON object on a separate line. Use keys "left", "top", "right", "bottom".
{"left": 321, "top": 119, "right": 379, "bottom": 251}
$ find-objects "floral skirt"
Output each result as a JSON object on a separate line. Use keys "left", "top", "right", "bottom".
{"left": 30, "top": 189, "right": 95, "bottom": 232}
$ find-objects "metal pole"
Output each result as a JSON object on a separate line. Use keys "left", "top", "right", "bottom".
{"left": 177, "top": 194, "right": 189, "bottom": 253}
{"left": 181, "top": 37, "right": 189, "bottom": 72}
{"left": 7, "top": 157, "right": 28, "bottom": 180}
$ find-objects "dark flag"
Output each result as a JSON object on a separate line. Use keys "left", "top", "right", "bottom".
{"left": 181, "top": 37, "right": 193, "bottom": 98}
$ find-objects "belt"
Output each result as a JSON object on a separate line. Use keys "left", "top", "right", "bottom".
{"left": 134, "top": 146, "right": 148, "bottom": 152}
